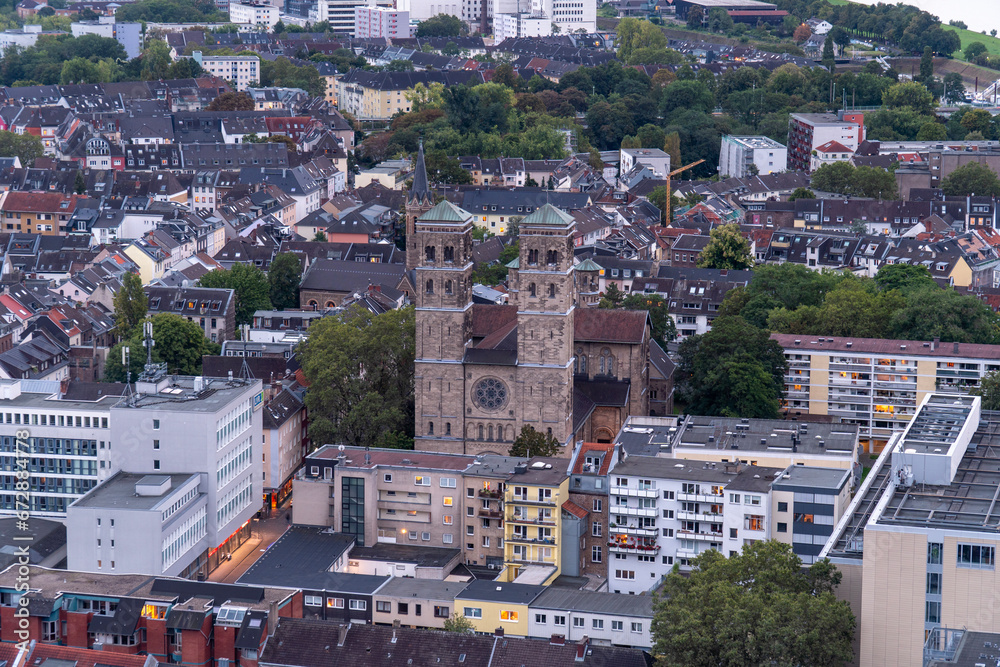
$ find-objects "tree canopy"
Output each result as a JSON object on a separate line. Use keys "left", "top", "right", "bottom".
{"left": 415, "top": 14, "right": 466, "bottom": 37}
{"left": 198, "top": 264, "right": 272, "bottom": 327}
{"left": 941, "top": 162, "right": 1000, "bottom": 197}
{"left": 206, "top": 91, "right": 254, "bottom": 111}
{"left": 652, "top": 541, "right": 855, "bottom": 667}
{"left": 299, "top": 306, "right": 415, "bottom": 448}
{"left": 112, "top": 272, "right": 148, "bottom": 340}
{"left": 268, "top": 252, "right": 302, "bottom": 311}
{"left": 0, "top": 131, "right": 43, "bottom": 167}
{"left": 810, "top": 162, "right": 898, "bottom": 199}
{"left": 116, "top": 0, "right": 226, "bottom": 23}
{"left": 697, "top": 223, "right": 754, "bottom": 270}
{"left": 508, "top": 425, "right": 561, "bottom": 458}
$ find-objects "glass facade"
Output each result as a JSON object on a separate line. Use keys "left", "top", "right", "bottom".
{"left": 342, "top": 476, "right": 365, "bottom": 547}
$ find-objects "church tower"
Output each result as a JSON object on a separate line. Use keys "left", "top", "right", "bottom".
{"left": 514, "top": 204, "right": 577, "bottom": 446}
{"left": 405, "top": 140, "right": 434, "bottom": 271}
{"left": 412, "top": 199, "right": 475, "bottom": 453}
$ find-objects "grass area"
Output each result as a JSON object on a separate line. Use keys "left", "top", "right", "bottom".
{"left": 825, "top": 0, "right": 851, "bottom": 5}
{"left": 860, "top": 466, "right": 872, "bottom": 484}
{"left": 943, "top": 24, "right": 1000, "bottom": 58}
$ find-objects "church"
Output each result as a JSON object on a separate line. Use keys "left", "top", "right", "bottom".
{"left": 407, "top": 145, "right": 653, "bottom": 456}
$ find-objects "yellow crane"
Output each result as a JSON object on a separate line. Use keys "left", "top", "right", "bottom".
{"left": 663, "top": 159, "right": 705, "bottom": 227}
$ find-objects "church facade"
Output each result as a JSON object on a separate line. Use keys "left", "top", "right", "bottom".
{"left": 410, "top": 192, "right": 652, "bottom": 456}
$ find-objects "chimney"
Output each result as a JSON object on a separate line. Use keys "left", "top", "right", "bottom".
{"left": 550, "top": 634, "right": 566, "bottom": 646}
{"left": 494, "top": 627, "right": 504, "bottom": 638}
{"left": 954, "top": 341, "right": 960, "bottom": 353}
{"left": 932, "top": 336, "right": 940, "bottom": 350}
{"left": 59, "top": 377, "right": 69, "bottom": 398}
{"left": 336, "top": 624, "right": 348, "bottom": 647}
{"left": 575, "top": 636, "right": 589, "bottom": 662}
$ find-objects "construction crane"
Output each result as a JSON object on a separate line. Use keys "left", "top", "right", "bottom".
{"left": 664, "top": 159, "right": 705, "bottom": 227}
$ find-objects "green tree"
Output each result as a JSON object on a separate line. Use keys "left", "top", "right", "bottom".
{"left": 821, "top": 35, "right": 835, "bottom": 68}
{"left": 685, "top": 5, "right": 703, "bottom": 29}
{"left": 697, "top": 223, "right": 753, "bottom": 270}
{"left": 960, "top": 109, "right": 995, "bottom": 138}
{"left": 268, "top": 252, "right": 302, "bottom": 311}
{"left": 883, "top": 81, "right": 935, "bottom": 114}
{"left": 415, "top": 13, "right": 466, "bottom": 37}
{"left": 443, "top": 613, "right": 475, "bottom": 633}
{"left": 648, "top": 185, "right": 667, "bottom": 224}
{"left": 941, "top": 162, "right": 1000, "bottom": 197}
{"left": 919, "top": 46, "right": 934, "bottom": 82}
{"left": 916, "top": 121, "right": 948, "bottom": 140}
{"left": 140, "top": 39, "right": 171, "bottom": 81}
{"left": 198, "top": 263, "right": 272, "bottom": 326}
{"left": 313, "top": 230, "right": 328, "bottom": 242}
{"left": 788, "top": 186, "right": 815, "bottom": 200}
{"left": 676, "top": 316, "right": 787, "bottom": 418}
{"left": 598, "top": 282, "right": 625, "bottom": 308}
{"left": 830, "top": 25, "right": 851, "bottom": 55}
{"left": 112, "top": 272, "right": 148, "bottom": 339}
{"left": 974, "top": 371, "right": 1000, "bottom": 410}
{"left": 74, "top": 170, "right": 86, "bottom": 195}
{"left": 299, "top": 306, "right": 415, "bottom": 448}
{"left": 104, "top": 314, "right": 220, "bottom": 381}
{"left": 60, "top": 57, "right": 99, "bottom": 84}
{"left": 508, "top": 425, "right": 561, "bottom": 458}
{"left": 889, "top": 286, "right": 1000, "bottom": 344}
{"left": 206, "top": 91, "right": 254, "bottom": 111}
{"left": 652, "top": 541, "right": 855, "bottom": 667}
{"left": 616, "top": 18, "right": 668, "bottom": 64}
{"left": 810, "top": 161, "right": 856, "bottom": 194}
{"left": 965, "top": 41, "right": 988, "bottom": 62}
{"left": 471, "top": 241, "right": 518, "bottom": 286}
{"left": 0, "top": 131, "right": 43, "bottom": 167}
{"left": 875, "top": 263, "right": 937, "bottom": 294}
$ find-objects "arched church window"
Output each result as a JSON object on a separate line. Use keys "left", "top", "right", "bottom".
{"left": 425, "top": 246, "right": 435, "bottom": 262}
{"left": 426, "top": 279, "right": 434, "bottom": 294}
{"left": 529, "top": 283, "right": 536, "bottom": 297}
{"left": 548, "top": 283, "right": 556, "bottom": 298}
{"left": 546, "top": 250, "right": 558, "bottom": 265}
{"left": 443, "top": 246, "right": 454, "bottom": 262}
{"left": 528, "top": 249, "right": 539, "bottom": 265}
{"left": 445, "top": 280, "right": 453, "bottom": 295}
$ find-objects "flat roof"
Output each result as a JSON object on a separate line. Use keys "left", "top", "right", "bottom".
{"left": 530, "top": 587, "right": 654, "bottom": 617}
{"left": 771, "top": 466, "right": 851, "bottom": 491}
{"left": 348, "top": 544, "right": 460, "bottom": 568}
{"left": 456, "top": 579, "right": 545, "bottom": 605}
{"left": 773, "top": 333, "right": 1000, "bottom": 360}
{"left": 611, "top": 456, "right": 744, "bottom": 483}
{"left": 117, "top": 375, "right": 260, "bottom": 413}
{"left": 727, "top": 135, "right": 786, "bottom": 149}
{"left": 511, "top": 457, "right": 570, "bottom": 485}
{"left": 372, "top": 577, "right": 468, "bottom": 601}
{"left": 615, "top": 417, "right": 678, "bottom": 456}
{"left": 676, "top": 415, "right": 858, "bottom": 456}
{"left": 0, "top": 566, "right": 173, "bottom": 600}
{"left": 310, "top": 445, "right": 477, "bottom": 471}
{"left": 464, "top": 454, "right": 529, "bottom": 478}
{"left": 70, "top": 472, "right": 202, "bottom": 510}
{"left": 681, "top": 0, "right": 776, "bottom": 7}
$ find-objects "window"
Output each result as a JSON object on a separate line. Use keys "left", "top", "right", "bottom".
{"left": 593, "top": 498, "right": 602, "bottom": 512}
{"left": 434, "top": 606, "right": 449, "bottom": 618}
{"left": 554, "top": 615, "right": 566, "bottom": 626}
{"left": 573, "top": 617, "right": 585, "bottom": 628}
{"left": 928, "top": 542, "right": 943, "bottom": 564}
{"left": 777, "top": 501, "right": 788, "bottom": 512}
{"left": 592, "top": 619, "right": 604, "bottom": 630}
{"left": 746, "top": 495, "right": 761, "bottom": 506}
{"left": 153, "top": 419, "right": 160, "bottom": 430}
{"left": 615, "top": 569, "right": 635, "bottom": 580}
{"left": 592, "top": 546, "right": 602, "bottom": 563}
{"left": 794, "top": 513, "right": 814, "bottom": 524}
{"left": 535, "top": 614, "right": 547, "bottom": 624}
{"left": 744, "top": 515, "right": 764, "bottom": 531}
{"left": 631, "top": 622, "right": 642, "bottom": 632}
{"left": 327, "top": 598, "right": 344, "bottom": 608}
{"left": 500, "top": 610, "right": 518, "bottom": 622}
{"left": 443, "top": 497, "right": 453, "bottom": 506}
{"left": 421, "top": 532, "right": 430, "bottom": 541}
{"left": 612, "top": 620, "right": 623, "bottom": 631}
{"left": 592, "top": 522, "right": 602, "bottom": 537}
{"left": 926, "top": 600, "right": 941, "bottom": 624}
{"left": 415, "top": 476, "right": 431, "bottom": 486}
{"left": 304, "top": 595, "right": 321, "bottom": 606}
{"left": 927, "top": 572, "right": 941, "bottom": 595}
{"left": 384, "top": 474, "right": 392, "bottom": 483}
{"left": 376, "top": 601, "right": 390, "bottom": 613}
{"left": 398, "top": 603, "right": 409, "bottom": 615}
{"left": 349, "top": 600, "right": 366, "bottom": 611}
{"left": 440, "top": 477, "right": 457, "bottom": 488}
{"left": 153, "top": 460, "right": 160, "bottom": 470}
{"left": 777, "top": 522, "right": 787, "bottom": 533}
{"left": 957, "top": 543, "right": 995, "bottom": 569}
{"left": 443, "top": 534, "right": 453, "bottom": 544}
{"left": 464, "top": 607, "right": 482, "bottom": 618}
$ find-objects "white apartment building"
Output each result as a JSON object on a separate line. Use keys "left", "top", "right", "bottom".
{"left": 354, "top": 4, "right": 410, "bottom": 38}
{"left": 527, "top": 588, "right": 654, "bottom": 650}
{"left": 620, "top": 148, "right": 670, "bottom": 179}
{"left": 229, "top": 0, "right": 280, "bottom": 27}
{"left": 311, "top": 0, "right": 393, "bottom": 33}
{"left": 494, "top": 12, "right": 550, "bottom": 41}
{"left": 719, "top": 135, "right": 787, "bottom": 179}
{"left": 530, "top": 0, "right": 594, "bottom": 33}
{"left": 191, "top": 52, "right": 260, "bottom": 91}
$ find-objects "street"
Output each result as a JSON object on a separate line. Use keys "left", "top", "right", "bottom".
{"left": 208, "top": 505, "right": 294, "bottom": 584}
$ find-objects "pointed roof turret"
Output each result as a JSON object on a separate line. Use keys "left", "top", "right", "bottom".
{"left": 409, "top": 139, "right": 431, "bottom": 205}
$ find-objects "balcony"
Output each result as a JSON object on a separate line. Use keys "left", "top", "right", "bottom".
{"left": 610, "top": 486, "right": 658, "bottom": 498}
{"left": 478, "top": 489, "right": 502, "bottom": 499}
{"left": 676, "top": 510, "right": 722, "bottom": 522}
{"left": 508, "top": 494, "right": 556, "bottom": 506}
{"left": 676, "top": 493, "right": 722, "bottom": 503}
{"left": 478, "top": 509, "right": 502, "bottom": 519}
{"left": 507, "top": 514, "right": 555, "bottom": 526}
{"left": 506, "top": 535, "right": 556, "bottom": 546}
{"left": 610, "top": 525, "right": 657, "bottom": 537}
{"left": 608, "top": 540, "right": 660, "bottom": 555}
{"left": 612, "top": 506, "right": 657, "bottom": 517}
{"left": 677, "top": 529, "right": 723, "bottom": 541}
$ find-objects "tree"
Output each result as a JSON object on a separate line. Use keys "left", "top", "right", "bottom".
{"left": 821, "top": 36, "right": 835, "bottom": 68}
{"left": 941, "top": 162, "right": 1000, "bottom": 197}
{"left": 652, "top": 541, "right": 855, "bottom": 667}
{"left": 198, "top": 264, "right": 272, "bottom": 326}
{"left": 916, "top": 121, "right": 948, "bottom": 140}
{"left": 919, "top": 46, "right": 934, "bottom": 82}
{"left": 268, "top": 252, "right": 302, "bottom": 311}
{"left": 74, "top": 170, "right": 86, "bottom": 195}
{"left": 792, "top": 23, "right": 811, "bottom": 43}
{"left": 272, "top": 19, "right": 285, "bottom": 35}
{"left": 616, "top": 18, "right": 668, "bottom": 64}
{"left": 139, "top": 39, "right": 172, "bottom": 81}
{"left": 883, "top": 81, "right": 935, "bottom": 115}
{"left": 598, "top": 282, "right": 625, "bottom": 308}
{"left": 648, "top": 185, "right": 667, "bottom": 224}
{"left": 622, "top": 293, "right": 675, "bottom": 347}
{"left": 889, "top": 286, "right": 1000, "bottom": 344}
{"left": 974, "top": 371, "right": 1000, "bottom": 410}
{"left": 685, "top": 5, "right": 703, "bottom": 29}
{"left": 698, "top": 223, "right": 753, "bottom": 270}
{"left": 443, "top": 613, "right": 475, "bottom": 633}
{"left": 206, "top": 91, "right": 254, "bottom": 111}
{"left": 104, "top": 314, "right": 220, "bottom": 382}
{"left": 508, "top": 425, "right": 561, "bottom": 458}
{"left": 299, "top": 306, "right": 415, "bottom": 448}
{"left": 965, "top": 42, "right": 988, "bottom": 62}
{"left": 116, "top": 0, "right": 226, "bottom": 22}
{"left": 676, "top": 316, "right": 787, "bottom": 418}
{"left": 415, "top": 13, "right": 466, "bottom": 37}
{"left": 0, "top": 131, "right": 43, "bottom": 167}
{"left": 313, "top": 230, "right": 327, "bottom": 242}
{"left": 113, "top": 272, "right": 147, "bottom": 339}
{"left": 830, "top": 25, "right": 851, "bottom": 55}
{"left": 788, "top": 186, "right": 815, "bottom": 200}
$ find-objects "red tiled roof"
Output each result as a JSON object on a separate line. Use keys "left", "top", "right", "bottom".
{"left": 574, "top": 308, "right": 648, "bottom": 344}
{"left": 2, "top": 191, "right": 79, "bottom": 213}
{"left": 471, "top": 304, "right": 517, "bottom": 338}
{"left": 29, "top": 644, "right": 149, "bottom": 667}
{"left": 571, "top": 441, "right": 616, "bottom": 475}
{"left": 562, "top": 499, "right": 588, "bottom": 520}
{"left": 814, "top": 140, "right": 852, "bottom": 154}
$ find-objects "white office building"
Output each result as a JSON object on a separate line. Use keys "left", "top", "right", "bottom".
{"left": 494, "top": 12, "right": 550, "bottom": 41}
{"left": 70, "top": 18, "right": 143, "bottom": 59}
{"left": 719, "top": 135, "right": 788, "bottom": 179}
{"left": 311, "top": 0, "right": 393, "bottom": 33}
{"left": 229, "top": 0, "right": 280, "bottom": 27}
{"left": 192, "top": 52, "right": 260, "bottom": 91}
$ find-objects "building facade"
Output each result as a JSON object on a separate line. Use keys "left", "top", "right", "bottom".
{"left": 228, "top": 0, "right": 280, "bottom": 26}
{"left": 192, "top": 52, "right": 260, "bottom": 90}
{"left": 787, "top": 111, "right": 865, "bottom": 172}
{"left": 353, "top": 4, "right": 410, "bottom": 38}
{"left": 719, "top": 135, "right": 787, "bottom": 179}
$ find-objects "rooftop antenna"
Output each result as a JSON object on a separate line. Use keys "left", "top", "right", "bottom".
{"left": 122, "top": 345, "right": 134, "bottom": 400}
{"left": 142, "top": 320, "right": 154, "bottom": 369}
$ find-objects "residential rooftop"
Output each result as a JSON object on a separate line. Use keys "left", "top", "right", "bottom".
{"left": 772, "top": 333, "right": 1000, "bottom": 359}
{"left": 69, "top": 472, "right": 202, "bottom": 510}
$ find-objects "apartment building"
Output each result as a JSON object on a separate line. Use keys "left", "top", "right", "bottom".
{"left": 261, "top": 388, "right": 305, "bottom": 509}
{"left": 770, "top": 465, "right": 851, "bottom": 565}
{"left": 334, "top": 70, "right": 484, "bottom": 121}
{"left": 145, "top": 286, "right": 237, "bottom": 343}
{"left": 719, "top": 134, "right": 788, "bottom": 178}
{"left": 0, "top": 565, "right": 293, "bottom": 665}
{"left": 0, "top": 379, "right": 118, "bottom": 519}
{"left": 70, "top": 19, "right": 142, "bottom": 58}
{"left": 191, "top": 52, "right": 259, "bottom": 91}
{"left": 353, "top": 4, "right": 410, "bottom": 38}
{"left": 527, "top": 588, "right": 654, "bottom": 650}
{"left": 228, "top": 0, "right": 279, "bottom": 27}
{"left": 293, "top": 446, "right": 526, "bottom": 565}
{"left": 310, "top": 0, "right": 392, "bottom": 33}
{"left": 787, "top": 111, "right": 864, "bottom": 172}
{"left": 1, "top": 191, "right": 82, "bottom": 235}
{"left": 455, "top": 579, "right": 545, "bottom": 636}
{"left": 502, "top": 458, "right": 569, "bottom": 585}
{"left": 819, "top": 393, "right": 1000, "bottom": 667}
{"left": 566, "top": 441, "right": 615, "bottom": 579}
{"left": 773, "top": 333, "right": 1000, "bottom": 450}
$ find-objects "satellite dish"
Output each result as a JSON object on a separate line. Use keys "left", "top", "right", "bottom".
{"left": 338, "top": 444, "right": 346, "bottom": 452}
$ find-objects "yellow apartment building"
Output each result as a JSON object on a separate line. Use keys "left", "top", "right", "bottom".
{"left": 454, "top": 579, "right": 544, "bottom": 636}
{"left": 502, "top": 459, "right": 569, "bottom": 585}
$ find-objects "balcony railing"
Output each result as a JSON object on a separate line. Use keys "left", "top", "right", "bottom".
{"left": 610, "top": 486, "right": 657, "bottom": 498}
{"left": 506, "top": 535, "right": 556, "bottom": 546}
{"left": 610, "top": 525, "right": 657, "bottom": 536}
{"left": 676, "top": 492, "right": 722, "bottom": 503}
{"left": 612, "top": 506, "right": 657, "bottom": 517}
{"left": 608, "top": 542, "right": 660, "bottom": 555}
{"left": 507, "top": 515, "right": 555, "bottom": 526}
{"left": 478, "top": 489, "right": 502, "bottom": 499}
{"left": 478, "top": 509, "right": 502, "bottom": 519}
{"left": 676, "top": 510, "right": 722, "bottom": 522}
{"left": 509, "top": 494, "right": 556, "bottom": 506}
{"left": 677, "top": 529, "right": 723, "bottom": 541}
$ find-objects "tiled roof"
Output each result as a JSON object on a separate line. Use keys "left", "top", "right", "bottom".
{"left": 573, "top": 308, "right": 647, "bottom": 344}
{"left": 470, "top": 304, "right": 517, "bottom": 338}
